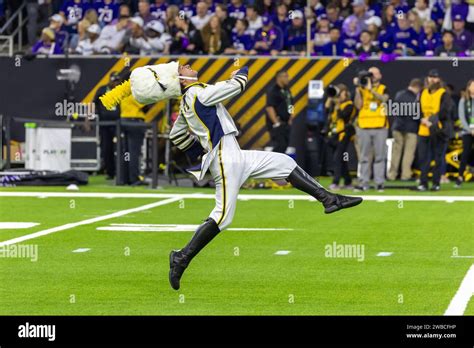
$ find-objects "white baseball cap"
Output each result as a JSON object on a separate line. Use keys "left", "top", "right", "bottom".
{"left": 146, "top": 20, "right": 165, "bottom": 33}
{"left": 130, "top": 17, "right": 144, "bottom": 27}
{"left": 50, "top": 14, "right": 64, "bottom": 24}
{"left": 365, "top": 16, "right": 382, "bottom": 27}
{"left": 292, "top": 10, "right": 304, "bottom": 19}
{"left": 87, "top": 24, "right": 101, "bottom": 35}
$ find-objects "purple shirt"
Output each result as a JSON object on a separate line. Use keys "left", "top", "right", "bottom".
{"left": 32, "top": 41, "right": 64, "bottom": 55}
{"left": 228, "top": 4, "right": 246, "bottom": 20}
{"left": 180, "top": 4, "right": 196, "bottom": 19}
{"left": 94, "top": 1, "right": 119, "bottom": 26}
{"left": 454, "top": 29, "right": 472, "bottom": 51}
{"left": 61, "top": 1, "right": 89, "bottom": 25}
{"left": 151, "top": 3, "right": 167, "bottom": 21}
{"left": 253, "top": 25, "right": 284, "bottom": 53}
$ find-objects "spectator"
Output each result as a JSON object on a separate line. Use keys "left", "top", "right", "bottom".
{"left": 129, "top": 20, "right": 171, "bottom": 55}
{"left": 390, "top": 0, "right": 410, "bottom": 14}
{"left": 354, "top": 67, "right": 389, "bottom": 191}
{"left": 413, "top": 0, "right": 431, "bottom": 23}
{"left": 136, "top": 0, "right": 154, "bottom": 25}
{"left": 48, "top": 14, "right": 67, "bottom": 50}
{"left": 343, "top": 0, "right": 370, "bottom": 34}
{"left": 191, "top": 1, "right": 211, "bottom": 30}
{"left": 215, "top": 4, "right": 236, "bottom": 38}
{"left": 387, "top": 78, "right": 423, "bottom": 181}
{"left": 170, "top": 15, "right": 202, "bottom": 54}
{"left": 430, "top": 0, "right": 446, "bottom": 27}
{"left": 452, "top": 14, "right": 472, "bottom": 52}
{"left": 94, "top": 0, "right": 119, "bottom": 27}
{"left": 204, "top": 0, "right": 217, "bottom": 15}
{"left": 228, "top": 0, "right": 246, "bottom": 20}
{"left": 392, "top": 12, "right": 419, "bottom": 55}
{"left": 31, "top": 27, "right": 64, "bottom": 55}
{"left": 200, "top": 15, "right": 231, "bottom": 54}
{"left": 165, "top": 5, "right": 179, "bottom": 32}
{"left": 272, "top": 3, "right": 290, "bottom": 33}
{"left": 355, "top": 29, "right": 381, "bottom": 56}
{"left": 341, "top": 15, "right": 360, "bottom": 54}
{"left": 75, "top": 23, "right": 101, "bottom": 55}
{"left": 313, "top": 14, "right": 331, "bottom": 52}
{"left": 60, "top": 0, "right": 89, "bottom": 33}
{"left": 119, "top": 4, "right": 131, "bottom": 17}
{"left": 326, "top": 3, "right": 344, "bottom": 29}
{"left": 224, "top": 18, "right": 253, "bottom": 55}
{"left": 284, "top": 9, "right": 306, "bottom": 54}
{"left": 382, "top": 3, "right": 397, "bottom": 32}
{"left": 70, "top": 18, "right": 91, "bottom": 51}
{"left": 419, "top": 20, "right": 440, "bottom": 56}
{"left": 321, "top": 27, "right": 345, "bottom": 56}
{"left": 256, "top": 0, "right": 276, "bottom": 17}
{"left": 408, "top": 9, "right": 423, "bottom": 34}
{"left": 455, "top": 79, "right": 474, "bottom": 187}
{"left": 434, "top": 30, "right": 462, "bottom": 56}
{"left": 246, "top": 5, "right": 263, "bottom": 37}
{"left": 180, "top": 0, "right": 196, "bottom": 19}
{"left": 126, "top": 17, "right": 146, "bottom": 54}
{"left": 94, "top": 14, "right": 130, "bottom": 54}
{"left": 250, "top": 16, "right": 284, "bottom": 56}
{"left": 338, "top": 0, "right": 352, "bottom": 18}
{"left": 150, "top": 0, "right": 167, "bottom": 21}
{"left": 365, "top": 16, "right": 382, "bottom": 40}
{"left": 308, "top": 0, "right": 326, "bottom": 18}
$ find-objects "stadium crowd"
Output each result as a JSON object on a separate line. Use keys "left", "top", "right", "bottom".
{"left": 18, "top": 0, "right": 474, "bottom": 57}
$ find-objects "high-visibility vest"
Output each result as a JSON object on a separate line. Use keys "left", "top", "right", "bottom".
{"left": 419, "top": 87, "right": 445, "bottom": 137}
{"left": 357, "top": 84, "right": 388, "bottom": 129}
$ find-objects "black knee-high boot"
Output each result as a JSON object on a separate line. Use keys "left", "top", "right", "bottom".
{"left": 169, "top": 218, "right": 220, "bottom": 290}
{"left": 286, "top": 166, "right": 363, "bottom": 214}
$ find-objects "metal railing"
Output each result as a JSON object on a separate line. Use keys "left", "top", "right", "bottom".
{"left": 0, "top": 2, "right": 27, "bottom": 56}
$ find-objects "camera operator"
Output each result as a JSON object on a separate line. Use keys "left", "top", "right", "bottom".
{"left": 325, "top": 84, "right": 357, "bottom": 190}
{"left": 354, "top": 66, "right": 389, "bottom": 191}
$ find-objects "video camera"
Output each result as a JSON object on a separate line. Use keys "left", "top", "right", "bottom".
{"left": 325, "top": 85, "right": 340, "bottom": 98}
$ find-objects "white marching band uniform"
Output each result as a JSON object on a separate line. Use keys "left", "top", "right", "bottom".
{"left": 169, "top": 67, "right": 297, "bottom": 230}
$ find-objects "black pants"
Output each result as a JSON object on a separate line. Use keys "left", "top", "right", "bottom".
{"left": 417, "top": 135, "right": 447, "bottom": 186}
{"left": 99, "top": 125, "right": 116, "bottom": 178}
{"left": 270, "top": 123, "right": 290, "bottom": 153}
{"left": 332, "top": 135, "right": 352, "bottom": 186}
{"left": 459, "top": 134, "right": 473, "bottom": 176}
{"left": 121, "top": 120, "right": 145, "bottom": 184}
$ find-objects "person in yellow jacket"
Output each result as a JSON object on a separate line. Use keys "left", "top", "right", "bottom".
{"left": 417, "top": 69, "right": 453, "bottom": 191}
{"left": 325, "top": 84, "right": 357, "bottom": 190}
{"left": 354, "top": 66, "right": 390, "bottom": 192}
{"left": 120, "top": 93, "right": 147, "bottom": 185}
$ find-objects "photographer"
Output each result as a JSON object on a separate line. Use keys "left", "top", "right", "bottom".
{"left": 354, "top": 67, "right": 389, "bottom": 191}
{"left": 325, "top": 84, "right": 357, "bottom": 190}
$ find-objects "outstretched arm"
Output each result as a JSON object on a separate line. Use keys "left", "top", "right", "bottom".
{"left": 197, "top": 66, "right": 249, "bottom": 106}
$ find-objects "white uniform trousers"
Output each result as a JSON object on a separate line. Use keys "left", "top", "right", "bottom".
{"left": 208, "top": 134, "right": 297, "bottom": 230}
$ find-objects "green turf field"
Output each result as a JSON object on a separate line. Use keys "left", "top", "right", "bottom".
{"left": 0, "top": 176, "right": 473, "bottom": 315}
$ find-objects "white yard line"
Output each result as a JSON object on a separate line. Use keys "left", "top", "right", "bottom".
{"left": 444, "top": 264, "right": 474, "bottom": 316}
{"left": 0, "top": 197, "right": 181, "bottom": 247}
{"left": 1, "top": 191, "right": 474, "bottom": 202}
